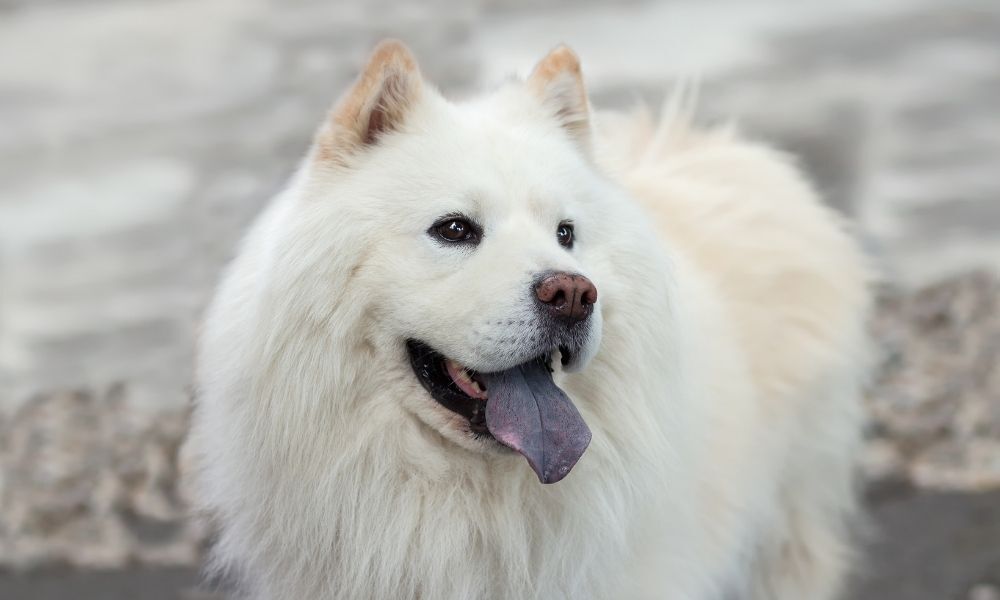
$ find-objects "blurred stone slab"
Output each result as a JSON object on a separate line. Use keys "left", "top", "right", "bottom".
{"left": 0, "top": 388, "right": 202, "bottom": 569}
{"left": 864, "top": 270, "right": 1000, "bottom": 491}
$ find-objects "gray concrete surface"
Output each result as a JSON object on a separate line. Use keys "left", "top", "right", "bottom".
{"left": 1, "top": 0, "right": 999, "bottom": 597}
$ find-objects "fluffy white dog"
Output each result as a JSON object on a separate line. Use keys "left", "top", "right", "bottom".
{"left": 186, "top": 41, "right": 872, "bottom": 600}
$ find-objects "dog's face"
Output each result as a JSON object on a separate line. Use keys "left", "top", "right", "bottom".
{"left": 302, "top": 42, "right": 613, "bottom": 483}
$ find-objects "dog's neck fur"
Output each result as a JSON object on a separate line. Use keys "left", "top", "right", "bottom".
{"left": 215, "top": 327, "right": 637, "bottom": 600}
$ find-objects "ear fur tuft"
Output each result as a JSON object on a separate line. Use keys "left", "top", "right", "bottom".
{"left": 528, "top": 45, "right": 591, "bottom": 153}
{"left": 316, "top": 40, "right": 422, "bottom": 165}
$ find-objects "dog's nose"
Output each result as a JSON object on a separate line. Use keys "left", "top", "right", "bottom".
{"left": 534, "top": 272, "right": 598, "bottom": 324}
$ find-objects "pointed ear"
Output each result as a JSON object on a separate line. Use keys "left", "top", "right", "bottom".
{"left": 527, "top": 45, "right": 591, "bottom": 153}
{"left": 315, "top": 40, "right": 422, "bottom": 166}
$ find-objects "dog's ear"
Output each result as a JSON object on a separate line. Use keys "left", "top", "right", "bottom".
{"left": 528, "top": 45, "right": 591, "bottom": 154}
{"left": 315, "top": 40, "right": 422, "bottom": 165}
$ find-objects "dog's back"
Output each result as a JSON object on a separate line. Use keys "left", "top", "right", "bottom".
{"left": 598, "top": 106, "right": 872, "bottom": 598}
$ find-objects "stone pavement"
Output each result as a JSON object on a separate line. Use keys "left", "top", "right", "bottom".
{"left": 1, "top": 0, "right": 998, "bottom": 598}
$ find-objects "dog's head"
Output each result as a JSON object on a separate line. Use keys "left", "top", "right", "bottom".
{"left": 294, "top": 41, "right": 617, "bottom": 483}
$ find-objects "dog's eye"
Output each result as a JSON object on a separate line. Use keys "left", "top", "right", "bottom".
{"left": 556, "top": 222, "right": 574, "bottom": 249}
{"left": 431, "top": 216, "right": 480, "bottom": 244}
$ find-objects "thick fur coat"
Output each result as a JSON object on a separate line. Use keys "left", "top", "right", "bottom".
{"left": 186, "top": 41, "right": 872, "bottom": 600}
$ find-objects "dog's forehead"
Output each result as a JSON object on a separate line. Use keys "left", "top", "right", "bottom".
{"left": 348, "top": 90, "right": 597, "bottom": 226}
{"left": 401, "top": 99, "right": 590, "bottom": 210}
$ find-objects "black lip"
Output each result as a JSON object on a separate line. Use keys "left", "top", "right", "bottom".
{"left": 406, "top": 340, "right": 490, "bottom": 435}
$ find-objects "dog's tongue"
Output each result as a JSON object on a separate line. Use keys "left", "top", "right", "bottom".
{"left": 481, "top": 358, "right": 591, "bottom": 484}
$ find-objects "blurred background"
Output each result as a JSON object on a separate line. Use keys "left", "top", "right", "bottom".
{"left": 1, "top": 0, "right": 998, "bottom": 598}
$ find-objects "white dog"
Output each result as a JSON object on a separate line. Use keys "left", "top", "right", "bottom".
{"left": 186, "top": 40, "right": 872, "bottom": 600}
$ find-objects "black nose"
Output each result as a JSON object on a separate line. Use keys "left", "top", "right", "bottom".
{"left": 534, "top": 272, "right": 598, "bottom": 324}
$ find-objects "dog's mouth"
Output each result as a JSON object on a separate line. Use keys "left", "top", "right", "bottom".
{"left": 406, "top": 340, "right": 592, "bottom": 484}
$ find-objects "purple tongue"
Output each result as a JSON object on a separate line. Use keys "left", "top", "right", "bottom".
{"left": 481, "top": 358, "right": 592, "bottom": 484}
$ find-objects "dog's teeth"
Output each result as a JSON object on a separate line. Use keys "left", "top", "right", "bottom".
{"left": 446, "top": 359, "right": 472, "bottom": 382}
{"left": 445, "top": 358, "right": 487, "bottom": 399}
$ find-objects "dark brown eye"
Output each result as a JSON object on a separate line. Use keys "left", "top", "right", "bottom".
{"left": 431, "top": 216, "right": 480, "bottom": 244}
{"left": 556, "top": 222, "right": 574, "bottom": 248}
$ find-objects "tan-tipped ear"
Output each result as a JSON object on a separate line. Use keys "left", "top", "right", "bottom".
{"left": 528, "top": 45, "right": 591, "bottom": 152}
{"left": 316, "top": 40, "right": 422, "bottom": 165}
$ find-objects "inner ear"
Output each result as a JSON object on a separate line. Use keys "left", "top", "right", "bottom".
{"left": 528, "top": 45, "right": 591, "bottom": 154}
{"left": 316, "top": 40, "right": 423, "bottom": 165}
{"left": 360, "top": 67, "right": 417, "bottom": 145}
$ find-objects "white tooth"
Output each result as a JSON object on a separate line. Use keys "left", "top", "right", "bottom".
{"left": 447, "top": 359, "right": 473, "bottom": 384}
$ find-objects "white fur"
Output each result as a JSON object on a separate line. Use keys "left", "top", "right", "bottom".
{"left": 186, "top": 57, "right": 872, "bottom": 600}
